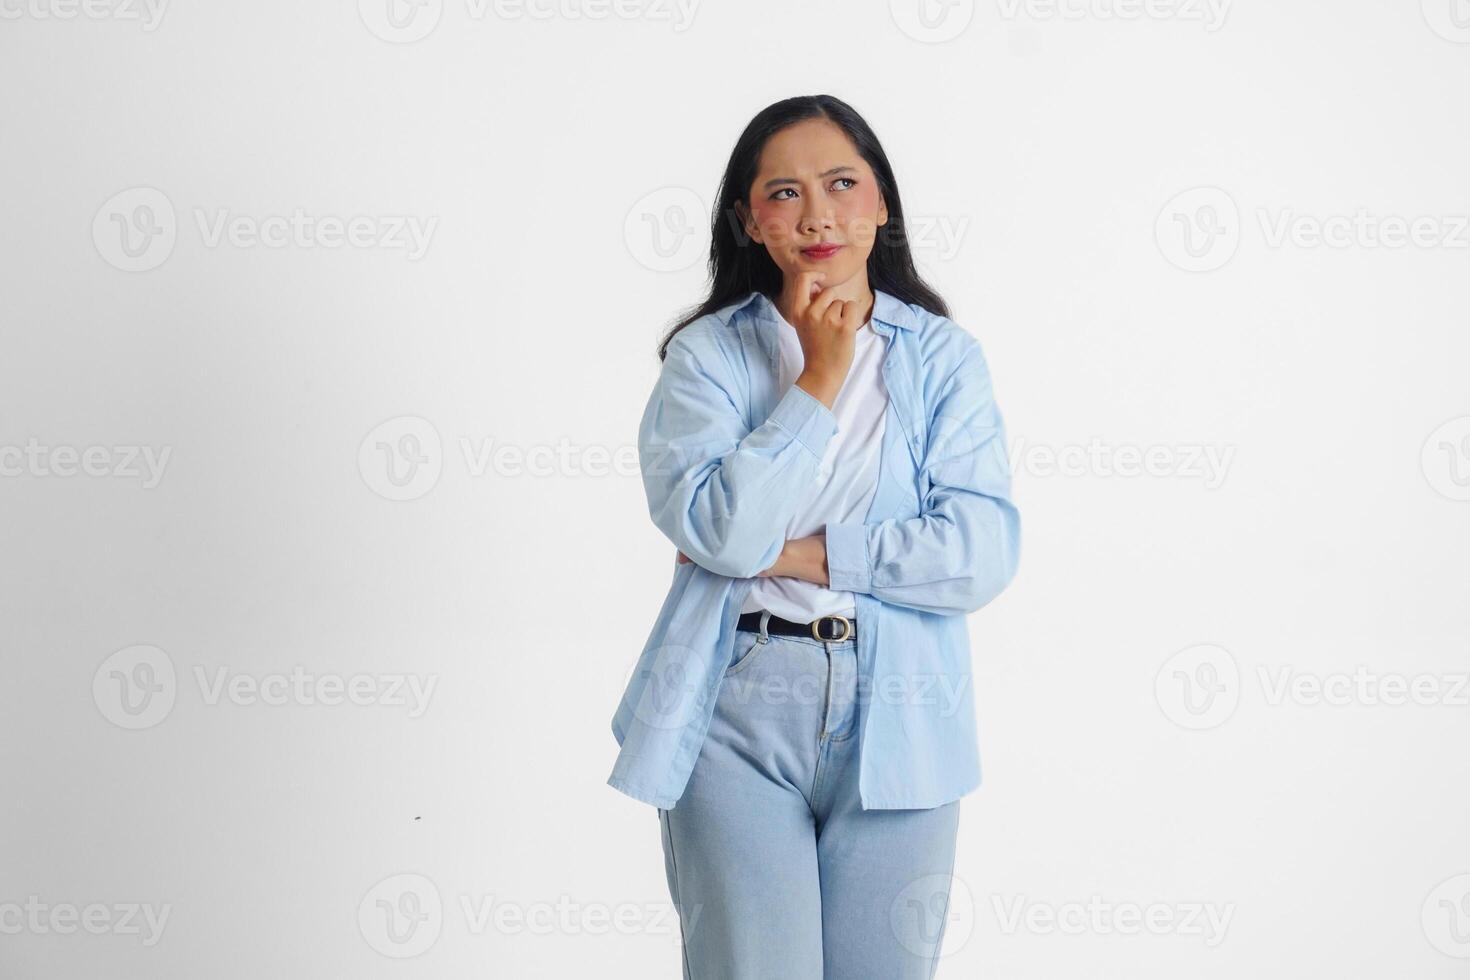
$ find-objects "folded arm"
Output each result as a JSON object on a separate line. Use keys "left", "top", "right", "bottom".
{"left": 823, "top": 339, "right": 1020, "bottom": 616}
{"left": 641, "top": 330, "right": 836, "bottom": 579}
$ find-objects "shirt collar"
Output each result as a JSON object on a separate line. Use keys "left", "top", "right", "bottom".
{"left": 739, "top": 288, "right": 919, "bottom": 334}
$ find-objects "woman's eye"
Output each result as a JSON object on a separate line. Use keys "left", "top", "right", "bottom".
{"left": 771, "top": 188, "right": 796, "bottom": 201}
{"left": 833, "top": 178, "right": 856, "bottom": 191}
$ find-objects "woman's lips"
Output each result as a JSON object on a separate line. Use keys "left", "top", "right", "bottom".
{"left": 800, "top": 243, "right": 843, "bottom": 260}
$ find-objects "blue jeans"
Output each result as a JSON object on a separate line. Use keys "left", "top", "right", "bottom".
{"left": 658, "top": 614, "right": 962, "bottom": 979}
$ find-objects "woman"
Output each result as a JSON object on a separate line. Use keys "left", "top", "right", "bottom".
{"left": 608, "top": 94, "right": 1021, "bottom": 979}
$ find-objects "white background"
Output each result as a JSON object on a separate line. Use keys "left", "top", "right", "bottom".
{"left": 2, "top": 0, "right": 1468, "bottom": 977}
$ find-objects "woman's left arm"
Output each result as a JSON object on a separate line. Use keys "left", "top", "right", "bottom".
{"left": 821, "top": 337, "right": 1021, "bottom": 617}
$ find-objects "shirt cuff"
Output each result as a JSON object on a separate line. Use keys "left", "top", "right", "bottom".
{"left": 768, "top": 384, "right": 838, "bottom": 458}
{"left": 825, "top": 520, "right": 871, "bottom": 594}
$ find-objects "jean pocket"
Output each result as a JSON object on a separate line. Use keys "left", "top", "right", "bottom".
{"left": 723, "top": 630, "right": 768, "bottom": 676}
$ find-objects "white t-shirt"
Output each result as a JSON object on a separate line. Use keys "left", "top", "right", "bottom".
{"left": 741, "top": 313, "right": 888, "bottom": 621}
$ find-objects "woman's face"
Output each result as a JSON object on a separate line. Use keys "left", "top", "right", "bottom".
{"left": 740, "top": 118, "right": 888, "bottom": 293}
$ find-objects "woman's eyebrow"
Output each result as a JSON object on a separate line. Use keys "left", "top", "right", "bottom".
{"left": 762, "top": 165, "right": 858, "bottom": 190}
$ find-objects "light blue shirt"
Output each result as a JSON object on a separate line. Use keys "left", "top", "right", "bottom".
{"left": 608, "top": 288, "right": 1021, "bottom": 810}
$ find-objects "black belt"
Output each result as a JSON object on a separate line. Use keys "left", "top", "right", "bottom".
{"left": 737, "top": 610, "right": 856, "bottom": 643}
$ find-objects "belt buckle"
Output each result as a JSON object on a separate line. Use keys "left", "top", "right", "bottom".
{"left": 811, "top": 614, "right": 852, "bottom": 643}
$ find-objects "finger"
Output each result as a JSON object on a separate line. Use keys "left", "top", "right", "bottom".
{"left": 676, "top": 551, "right": 690, "bottom": 564}
{"left": 807, "top": 285, "right": 841, "bottom": 326}
{"left": 791, "top": 271, "right": 824, "bottom": 322}
{"left": 823, "top": 299, "right": 849, "bottom": 329}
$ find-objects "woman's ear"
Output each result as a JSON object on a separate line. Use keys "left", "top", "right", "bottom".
{"left": 877, "top": 194, "right": 889, "bottom": 228}
{"left": 735, "top": 200, "right": 763, "bottom": 244}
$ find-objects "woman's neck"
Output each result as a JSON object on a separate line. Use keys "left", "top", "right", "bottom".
{"left": 774, "top": 277, "right": 875, "bottom": 327}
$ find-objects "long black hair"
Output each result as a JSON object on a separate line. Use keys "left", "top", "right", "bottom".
{"left": 656, "top": 94, "right": 951, "bottom": 361}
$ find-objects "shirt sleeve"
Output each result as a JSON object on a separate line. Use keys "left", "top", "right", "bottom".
{"left": 641, "top": 328, "right": 838, "bottom": 579}
{"left": 824, "top": 337, "right": 1020, "bottom": 616}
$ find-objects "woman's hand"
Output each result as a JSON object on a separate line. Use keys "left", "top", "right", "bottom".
{"left": 677, "top": 536, "right": 828, "bottom": 585}
{"left": 782, "top": 271, "right": 868, "bottom": 409}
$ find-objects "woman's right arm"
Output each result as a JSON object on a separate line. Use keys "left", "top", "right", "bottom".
{"left": 639, "top": 327, "right": 837, "bottom": 579}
